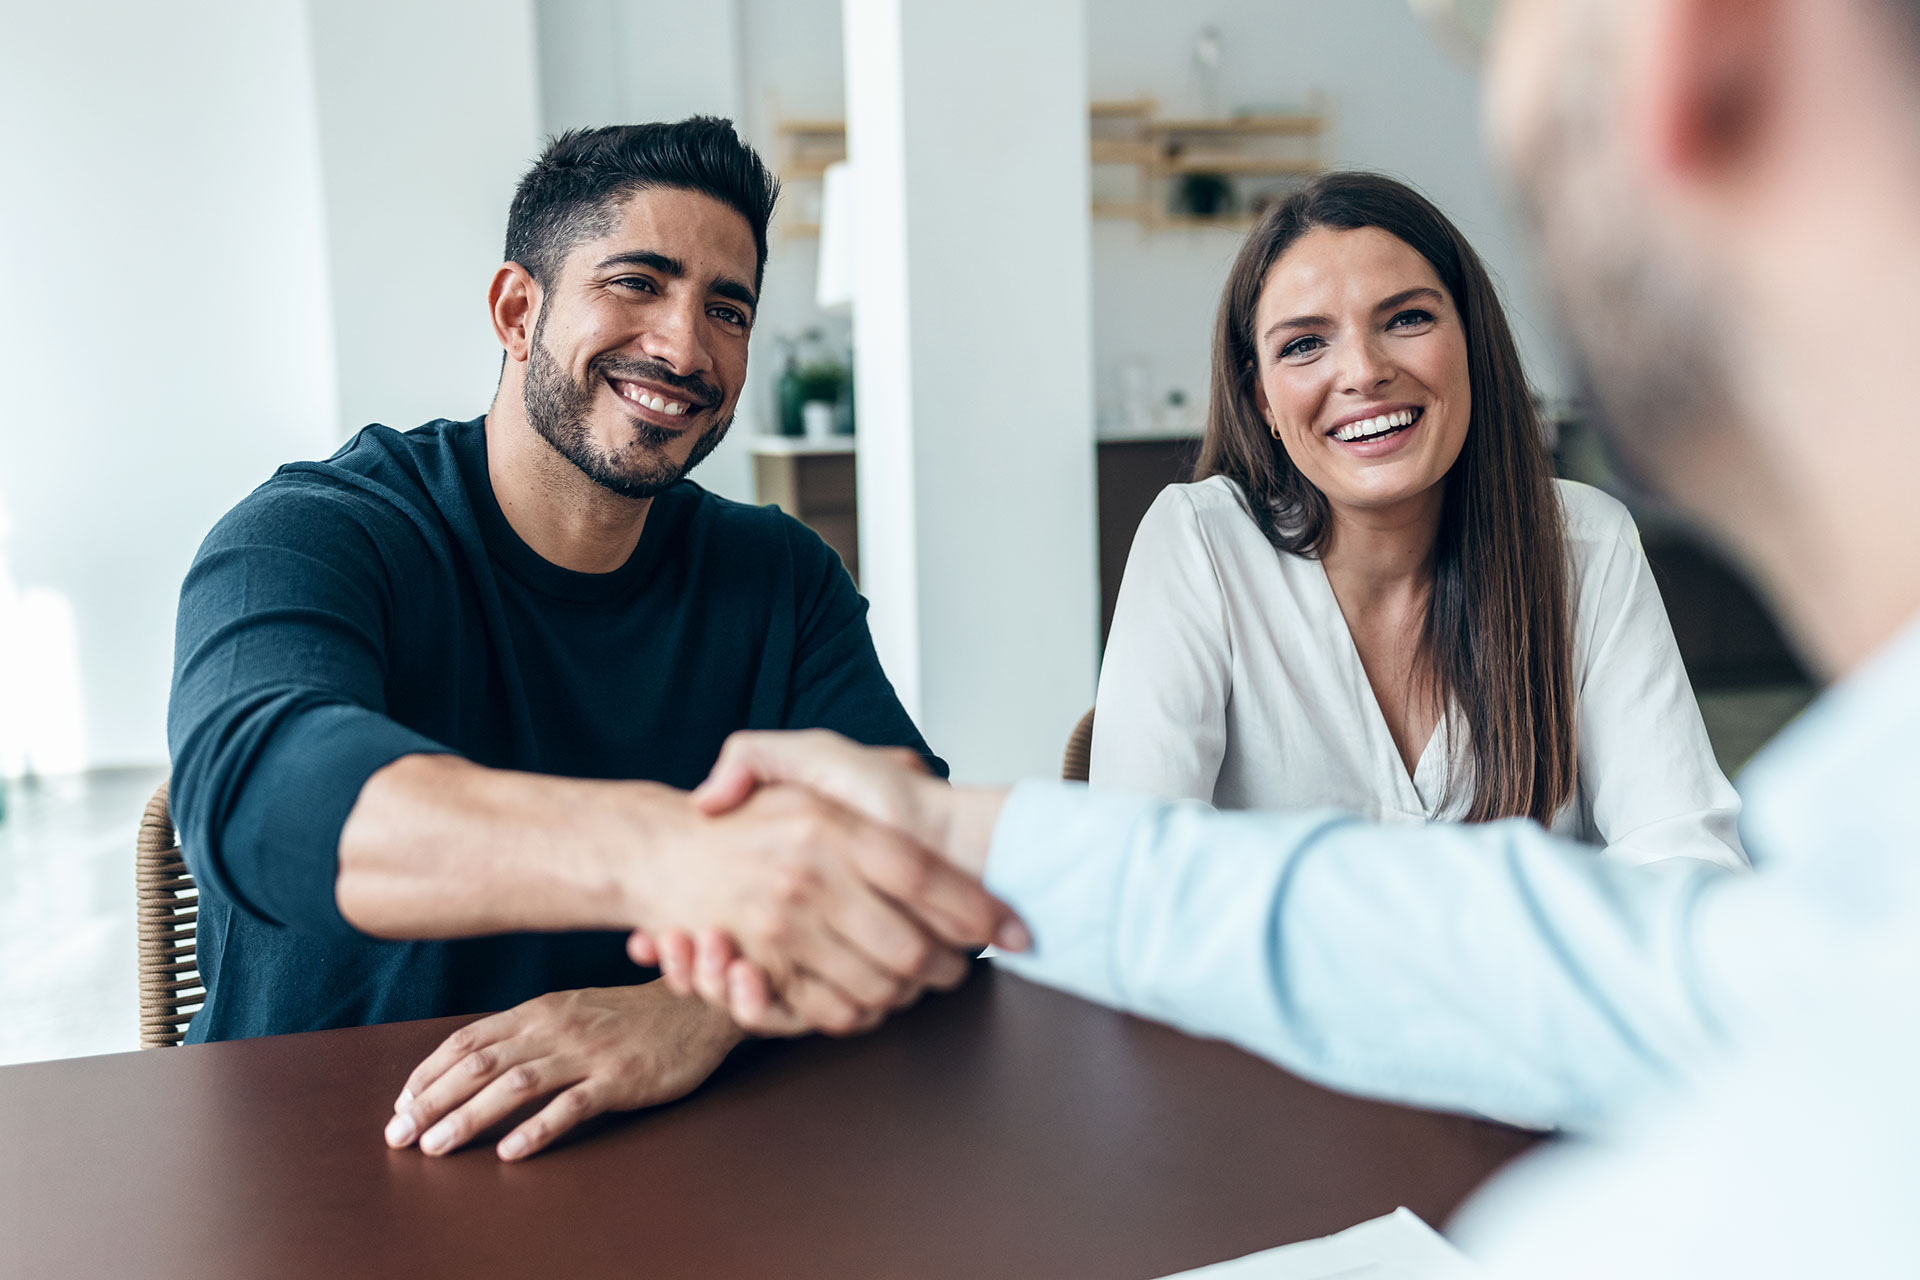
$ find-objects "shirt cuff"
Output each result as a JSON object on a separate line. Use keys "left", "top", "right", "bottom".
{"left": 982, "top": 779, "right": 1162, "bottom": 1008}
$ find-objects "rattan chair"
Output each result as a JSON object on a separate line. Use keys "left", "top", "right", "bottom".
{"left": 1061, "top": 707, "right": 1095, "bottom": 782}
{"left": 135, "top": 781, "right": 202, "bottom": 1047}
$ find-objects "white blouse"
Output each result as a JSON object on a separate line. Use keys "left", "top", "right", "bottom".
{"left": 1091, "top": 475, "right": 1746, "bottom": 869}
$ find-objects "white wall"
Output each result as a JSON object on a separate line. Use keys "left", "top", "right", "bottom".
{"left": 307, "top": 0, "right": 542, "bottom": 436}
{"left": 0, "top": 0, "right": 339, "bottom": 771}
{"left": 536, "top": 0, "right": 746, "bottom": 131}
{"left": 1086, "top": 0, "right": 1568, "bottom": 422}
{"left": 0, "top": 0, "right": 545, "bottom": 773}
{"left": 530, "top": 0, "right": 816, "bottom": 505}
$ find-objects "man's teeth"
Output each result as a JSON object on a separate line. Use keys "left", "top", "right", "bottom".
{"left": 619, "top": 383, "right": 689, "bottom": 416}
{"left": 1332, "top": 408, "right": 1418, "bottom": 442}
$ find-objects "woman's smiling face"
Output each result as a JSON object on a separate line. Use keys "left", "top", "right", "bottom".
{"left": 1252, "top": 225, "right": 1473, "bottom": 518}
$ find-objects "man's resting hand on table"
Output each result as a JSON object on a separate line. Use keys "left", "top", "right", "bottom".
{"left": 383, "top": 981, "right": 742, "bottom": 1161}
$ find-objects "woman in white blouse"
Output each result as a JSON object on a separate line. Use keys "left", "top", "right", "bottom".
{"left": 1094, "top": 172, "right": 1744, "bottom": 868}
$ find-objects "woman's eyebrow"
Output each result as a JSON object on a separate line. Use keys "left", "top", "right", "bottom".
{"left": 1261, "top": 286, "right": 1446, "bottom": 341}
{"left": 1375, "top": 286, "right": 1445, "bottom": 311}
{"left": 1263, "top": 313, "right": 1331, "bottom": 340}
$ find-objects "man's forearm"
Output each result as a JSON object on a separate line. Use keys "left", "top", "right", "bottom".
{"left": 336, "top": 754, "right": 689, "bottom": 939}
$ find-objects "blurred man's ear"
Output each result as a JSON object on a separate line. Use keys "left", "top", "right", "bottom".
{"left": 1638, "top": 0, "right": 1780, "bottom": 184}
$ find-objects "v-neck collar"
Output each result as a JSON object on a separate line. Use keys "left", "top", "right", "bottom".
{"left": 1302, "top": 555, "right": 1451, "bottom": 818}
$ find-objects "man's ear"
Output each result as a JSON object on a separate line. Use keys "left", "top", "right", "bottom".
{"left": 1636, "top": 0, "right": 1781, "bottom": 184}
{"left": 489, "top": 262, "right": 540, "bottom": 363}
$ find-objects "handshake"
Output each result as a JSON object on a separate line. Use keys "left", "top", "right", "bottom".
{"left": 629, "top": 730, "right": 1029, "bottom": 1037}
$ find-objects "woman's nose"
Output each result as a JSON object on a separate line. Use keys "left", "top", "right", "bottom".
{"left": 1336, "top": 338, "right": 1393, "bottom": 394}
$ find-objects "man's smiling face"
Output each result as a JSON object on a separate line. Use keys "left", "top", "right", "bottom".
{"left": 522, "top": 185, "right": 758, "bottom": 499}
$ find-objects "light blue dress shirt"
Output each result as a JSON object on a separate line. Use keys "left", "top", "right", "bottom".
{"left": 1460, "top": 619, "right": 1920, "bottom": 1274}
{"left": 984, "top": 617, "right": 1920, "bottom": 1135}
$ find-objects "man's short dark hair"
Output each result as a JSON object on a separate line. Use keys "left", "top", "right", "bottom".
{"left": 504, "top": 117, "right": 780, "bottom": 292}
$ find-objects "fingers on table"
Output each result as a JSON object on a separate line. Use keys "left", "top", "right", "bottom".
{"left": 497, "top": 1082, "right": 607, "bottom": 1161}
{"left": 392, "top": 1009, "right": 522, "bottom": 1122}
{"left": 388, "top": 1012, "right": 565, "bottom": 1157}
{"left": 415, "top": 1054, "right": 583, "bottom": 1158}
{"left": 395, "top": 1045, "right": 608, "bottom": 1161}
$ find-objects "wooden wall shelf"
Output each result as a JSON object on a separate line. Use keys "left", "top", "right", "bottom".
{"left": 774, "top": 118, "right": 849, "bottom": 239}
{"left": 1091, "top": 96, "right": 1328, "bottom": 232}
{"left": 1162, "top": 155, "right": 1322, "bottom": 177}
{"left": 1147, "top": 114, "right": 1326, "bottom": 136}
{"left": 774, "top": 97, "right": 1329, "bottom": 239}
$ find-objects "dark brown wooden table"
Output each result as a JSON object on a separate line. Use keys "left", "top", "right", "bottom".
{"left": 0, "top": 968, "right": 1535, "bottom": 1279}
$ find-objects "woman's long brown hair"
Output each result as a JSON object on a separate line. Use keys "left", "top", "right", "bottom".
{"left": 1197, "top": 171, "right": 1575, "bottom": 824}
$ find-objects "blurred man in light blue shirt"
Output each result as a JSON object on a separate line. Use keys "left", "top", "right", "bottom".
{"left": 643, "top": 0, "right": 1920, "bottom": 1268}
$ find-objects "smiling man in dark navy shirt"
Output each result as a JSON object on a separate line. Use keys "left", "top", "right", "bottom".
{"left": 167, "top": 118, "right": 1015, "bottom": 1163}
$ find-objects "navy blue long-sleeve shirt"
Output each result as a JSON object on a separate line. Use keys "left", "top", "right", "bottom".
{"left": 168, "top": 416, "right": 941, "bottom": 1042}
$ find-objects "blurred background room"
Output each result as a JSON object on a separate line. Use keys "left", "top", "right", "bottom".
{"left": 0, "top": 0, "right": 1810, "bottom": 1066}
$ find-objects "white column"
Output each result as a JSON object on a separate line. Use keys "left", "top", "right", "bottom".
{"left": 842, "top": 0, "right": 1099, "bottom": 783}
{"left": 305, "top": 0, "right": 543, "bottom": 433}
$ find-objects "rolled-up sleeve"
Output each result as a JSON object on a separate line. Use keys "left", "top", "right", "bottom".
{"left": 167, "top": 484, "right": 451, "bottom": 937}
{"left": 985, "top": 780, "right": 1738, "bottom": 1131}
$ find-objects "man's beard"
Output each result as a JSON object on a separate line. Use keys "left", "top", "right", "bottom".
{"left": 522, "top": 311, "right": 732, "bottom": 501}
{"left": 1503, "top": 28, "right": 1739, "bottom": 504}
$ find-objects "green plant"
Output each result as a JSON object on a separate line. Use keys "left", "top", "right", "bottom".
{"left": 796, "top": 359, "right": 849, "bottom": 403}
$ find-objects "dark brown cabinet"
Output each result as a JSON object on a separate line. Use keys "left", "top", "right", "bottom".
{"left": 751, "top": 435, "right": 1199, "bottom": 645}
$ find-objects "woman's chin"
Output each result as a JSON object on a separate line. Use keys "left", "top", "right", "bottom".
{"left": 1322, "top": 466, "right": 1449, "bottom": 515}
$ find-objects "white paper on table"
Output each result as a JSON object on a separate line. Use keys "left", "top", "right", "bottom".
{"left": 1152, "top": 1208, "right": 1488, "bottom": 1280}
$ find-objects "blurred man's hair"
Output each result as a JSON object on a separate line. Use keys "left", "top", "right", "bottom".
{"left": 1885, "top": 0, "right": 1920, "bottom": 60}
{"left": 505, "top": 118, "right": 779, "bottom": 291}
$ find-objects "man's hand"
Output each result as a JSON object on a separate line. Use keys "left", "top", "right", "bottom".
{"left": 641, "top": 781, "right": 1019, "bottom": 1032}
{"left": 693, "top": 732, "right": 1011, "bottom": 879}
{"left": 383, "top": 983, "right": 740, "bottom": 1161}
{"left": 630, "top": 732, "right": 1021, "bottom": 1035}
{"left": 340, "top": 757, "right": 1007, "bottom": 1033}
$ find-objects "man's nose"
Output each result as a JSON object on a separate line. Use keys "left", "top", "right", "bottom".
{"left": 639, "top": 298, "right": 712, "bottom": 379}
